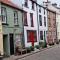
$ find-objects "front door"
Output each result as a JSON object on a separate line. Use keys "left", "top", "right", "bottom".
{"left": 9, "top": 34, "right": 14, "bottom": 55}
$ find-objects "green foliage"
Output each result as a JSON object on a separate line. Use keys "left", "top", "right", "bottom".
{"left": 26, "top": 47, "right": 31, "bottom": 53}
{"left": 39, "top": 42, "right": 47, "bottom": 48}
{"left": 30, "top": 46, "right": 34, "bottom": 51}
{"left": 34, "top": 45, "right": 40, "bottom": 49}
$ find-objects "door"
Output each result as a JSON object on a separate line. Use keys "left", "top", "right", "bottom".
{"left": 9, "top": 34, "right": 14, "bottom": 55}
{"left": 3, "top": 35, "right": 9, "bottom": 56}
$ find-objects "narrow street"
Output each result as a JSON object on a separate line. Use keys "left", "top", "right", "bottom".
{"left": 18, "top": 44, "right": 60, "bottom": 60}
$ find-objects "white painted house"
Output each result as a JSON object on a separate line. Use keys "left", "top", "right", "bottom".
{"left": 22, "top": 0, "right": 39, "bottom": 47}
{"left": 37, "top": 2, "right": 48, "bottom": 43}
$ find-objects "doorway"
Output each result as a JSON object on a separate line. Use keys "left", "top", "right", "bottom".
{"left": 3, "top": 35, "right": 9, "bottom": 56}
{"left": 9, "top": 34, "right": 14, "bottom": 55}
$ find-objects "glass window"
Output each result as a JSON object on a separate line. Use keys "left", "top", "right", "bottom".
{"left": 24, "top": 0, "right": 28, "bottom": 7}
{"left": 30, "top": 13, "right": 34, "bottom": 27}
{"left": 1, "top": 7, "right": 7, "bottom": 23}
{"left": 40, "top": 31, "right": 43, "bottom": 40}
{"left": 24, "top": 12, "right": 28, "bottom": 26}
{"left": 14, "top": 11, "right": 18, "bottom": 25}
{"left": 44, "top": 16, "right": 46, "bottom": 26}
{"left": 39, "top": 15, "right": 42, "bottom": 26}
{"left": 39, "top": 6, "right": 41, "bottom": 13}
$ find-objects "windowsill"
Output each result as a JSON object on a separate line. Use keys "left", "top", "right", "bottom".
{"left": 14, "top": 24, "right": 19, "bottom": 26}
{"left": 2, "top": 23, "right": 9, "bottom": 25}
{"left": 24, "top": 24, "right": 28, "bottom": 26}
{"left": 31, "top": 9, "right": 35, "bottom": 11}
{"left": 24, "top": 6, "right": 29, "bottom": 8}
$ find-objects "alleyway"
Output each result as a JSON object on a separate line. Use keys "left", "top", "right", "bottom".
{"left": 17, "top": 44, "right": 60, "bottom": 60}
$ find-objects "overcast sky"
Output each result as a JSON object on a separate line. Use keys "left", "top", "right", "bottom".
{"left": 11, "top": 0, "right": 60, "bottom": 7}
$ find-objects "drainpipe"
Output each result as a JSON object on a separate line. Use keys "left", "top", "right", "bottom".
{"left": 22, "top": 4, "right": 25, "bottom": 48}
{"left": 36, "top": 4, "right": 40, "bottom": 46}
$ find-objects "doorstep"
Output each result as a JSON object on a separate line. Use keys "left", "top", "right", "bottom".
{"left": 3, "top": 44, "right": 59, "bottom": 60}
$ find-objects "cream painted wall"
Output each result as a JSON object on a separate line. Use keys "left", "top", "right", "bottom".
{"left": 56, "top": 14, "right": 60, "bottom": 40}
{"left": 0, "top": 19, "right": 4, "bottom": 55}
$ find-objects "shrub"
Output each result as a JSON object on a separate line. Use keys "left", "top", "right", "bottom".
{"left": 35, "top": 45, "right": 40, "bottom": 49}
{"left": 49, "top": 42, "right": 54, "bottom": 46}
{"left": 56, "top": 41, "right": 59, "bottom": 44}
{"left": 30, "top": 46, "right": 34, "bottom": 51}
{"left": 39, "top": 42, "right": 47, "bottom": 48}
{"left": 26, "top": 47, "right": 31, "bottom": 53}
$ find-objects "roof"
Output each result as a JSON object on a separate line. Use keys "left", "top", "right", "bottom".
{"left": 30, "top": 0, "right": 47, "bottom": 9}
{"left": 0, "top": 0, "right": 22, "bottom": 10}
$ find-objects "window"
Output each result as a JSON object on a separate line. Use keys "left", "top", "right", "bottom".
{"left": 24, "top": 12, "right": 28, "bottom": 26}
{"left": 24, "top": 0, "right": 28, "bottom": 7}
{"left": 39, "top": 6, "right": 41, "bottom": 13}
{"left": 27, "top": 30, "right": 37, "bottom": 42}
{"left": 30, "top": 13, "right": 34, "bottom": 27}
{"left": 44, "top": 8, "right": 45, "bottom": 14}
{"left": 40, "top": 31, "right": 43, "bottom": 40}
{"left": 39, "top": 15, "right": 42, "bottom": 26}
{"left": 14, "top": 11, "right": 18, "bottom": 25}
{"left": 1, "top": 7, "right": 7, "bottom": 23}
{"left": 32, "top": 2, "right": 34, "bottom": 10}
{"left": 44, "top": 17, "right": 46, "bottom": 26}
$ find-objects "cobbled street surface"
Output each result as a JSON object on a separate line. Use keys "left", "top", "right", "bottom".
{"left": 18, "top": 44, "right": 60, "bottom": 60}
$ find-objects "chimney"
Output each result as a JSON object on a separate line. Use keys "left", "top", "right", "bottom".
{"left": 43, "top": 1, "right": 51, "bottom": 7}
{"left": 52, "top": 3, "right": 57, "bottom": 7}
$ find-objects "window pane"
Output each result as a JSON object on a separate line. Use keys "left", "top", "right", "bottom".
{"left": 14, "top": 11, "right": 18, "bottom": 25}
{"left": 30, "top": 13, "right": 34, "bottom": 27}
{"left": 1, "top": 7, "right": 7, "bottom": 23}
{"left": 32, "top": 2, "right": 34, "bottom": 10}
{"left": 24, "top": 12, "right": 28, "bottom": 26}
{"left": 40, "top": 31, "right": 43, "bottom": 40}
{"left": 39, "top": 15, "right": 42, "bottom": 26}
{"left": 24, "top": 0, "right": 28, "bottom": 7}
{"left": 39, "top": 6, "right": 41, "bottom": 13}
{"left": 44, "top": 17, "right": 46, "bottom": 26}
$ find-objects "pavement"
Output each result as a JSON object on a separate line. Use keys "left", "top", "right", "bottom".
{"left": 3, "top": 44, "right": 60, "bottom": 60}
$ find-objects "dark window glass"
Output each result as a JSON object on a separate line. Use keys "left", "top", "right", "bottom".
{"left": 24, "top": 0, "right": 28, "bottom": 7}
{"left": 39, "top": 6, "right": 41, "bottom": 13}
{"left": 40, "top": 31, "right": 43, "bottom": 40}
{"left": 14, "top": 11, "right": 18, "bottom": 25}
{"left": 32, "top": 2, "right": 34, "bottom": 10}
{"left": 1, "top": 7, "right": 7, "bottom": 23}
{"left": 30, "top": 13, "right": 34, "bottom": 27}
{"left": 24, "top": 12, "right": 28, "bottom": 26}
{"left": 39, "top": 15, "right": 42, "bottom": 26}
{"left": 44, "top": 9, "right": 45, "bottom": 14}
{"left": 44, "top": 17, "right": 46, "bottom": 26}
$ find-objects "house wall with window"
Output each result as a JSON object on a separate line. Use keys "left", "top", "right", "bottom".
{"left": 47, "top": 10, "right": 57, "bottom": 44}
{"left": 22, "top": 0, "right": 39, "bottom": 47}
{"left": 37, "top": 5, "right": 48, "bottom": 43}
{"left": 0, "top": 3, "right": 23, "bottom": 56}
{"left": 43, "top": 2, "right": 59, "bottom": 45}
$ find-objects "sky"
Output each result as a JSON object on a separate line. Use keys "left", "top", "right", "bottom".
{"left": 11, "top": 0, "right": 60, "bottom": 7}
{"left": 42, "top": 0, "right": 60, "bottom": 6}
